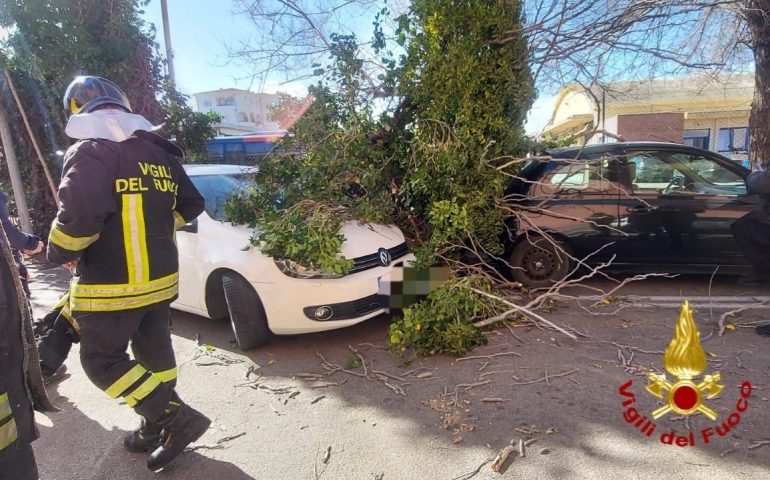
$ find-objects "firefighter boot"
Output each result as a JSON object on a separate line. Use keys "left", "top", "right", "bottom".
{"left": 37, "top": 328, "right": 72, "bottom": 379}
{"left": 123, "top": 416, "right": 163, "bottom": 453}
{"left": 146, "top": 404, "right": 211, "bottom": 471}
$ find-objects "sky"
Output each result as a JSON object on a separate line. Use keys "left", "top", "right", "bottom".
{"left": 140, "top": 0, "right": 554, "bottom": 133}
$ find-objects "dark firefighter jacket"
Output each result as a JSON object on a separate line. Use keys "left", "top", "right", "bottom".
{"left": 0, "top": 191, "right": 40, "bottom": 281}
{"left": 47, "top": 130, "right": 204, "bottom": 313}
{"left": 0, "top": 224, "right": 55, "bottom": 464}
{"left": 747, "top": 169, "right": 770, "bottom": 224}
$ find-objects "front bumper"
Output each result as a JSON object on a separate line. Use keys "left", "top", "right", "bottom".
{"left": 254, "top": 254, "right": 415, "bottom": 335}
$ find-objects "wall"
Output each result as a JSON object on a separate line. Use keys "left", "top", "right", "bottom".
{"left": 616, "top": 112, "right": 684, "bottom": 142}
{"left": 194, "top": 90, "right": 281, "bottom": 130}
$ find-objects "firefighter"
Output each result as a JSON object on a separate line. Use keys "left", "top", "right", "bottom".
{"left": 0, "top": 220, "right": 56, "bottom": 479}
{"left": 47, "top": 75, "right": 209, "bottom": 472}
{"left": 0, "top": 190, "right": 44, "bottom": 296}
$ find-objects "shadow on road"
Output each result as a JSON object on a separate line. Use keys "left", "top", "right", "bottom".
{"left": 35, "top": 383, "right": 255, "bottom": 480}
{"left": 29, "top": 264, "right": 770, "bottom": 478}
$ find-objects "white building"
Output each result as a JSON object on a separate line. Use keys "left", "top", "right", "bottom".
{"left": 193, "top": 88, "right": 281, "bottom": 135}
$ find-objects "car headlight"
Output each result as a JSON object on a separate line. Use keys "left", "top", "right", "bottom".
{"left": 273, "top": 258, "right": 344, "bottom": 279}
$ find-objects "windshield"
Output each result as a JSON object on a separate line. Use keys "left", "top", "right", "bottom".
{"left": 190, "top": 174, "right": 252, "bottom": 220}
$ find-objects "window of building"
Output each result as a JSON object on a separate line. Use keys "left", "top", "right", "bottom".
{"left": 203, "top": 100, "right": 212, "bottom": 107}
{"left": 682, "top": 129, "right": 710, "bottom": 150}
{"left": 717, "top": 127, "right": 748, "bottom": 153}
{"left": 216, "top": 97, "right": 235, "bottom": 106}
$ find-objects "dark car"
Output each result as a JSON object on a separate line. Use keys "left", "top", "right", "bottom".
{"left": 503, "top": 142, "right": 754, "bottom": 287}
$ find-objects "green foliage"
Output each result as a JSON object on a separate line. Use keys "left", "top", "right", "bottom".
{"left": 388, "top": 277, "right": 505, "bottom": 356}
{"left": 226, "top": 0, "right": 533, "bottom": 353}
{"left": 346, "top": 355, "right": 361, "bottom": 370}
{"left": 0, "top": 0, "right": 220, "bottom": 230}
{"left": 160, "top": 88, "right": 221, "bottom": 161}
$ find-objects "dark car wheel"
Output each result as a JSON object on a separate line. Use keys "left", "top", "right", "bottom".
{"left": 222, "top": 273, "right": 271, "bottom": 350}
{"left": 509, "top": 235, "right": 572, "bottom": 288}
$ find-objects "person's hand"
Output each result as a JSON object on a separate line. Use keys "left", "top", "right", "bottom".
{"left": 62, "top": 259, "right": 79, "bottom": 272}
{"left": 21, "top": 240, "right": 44, "bottom": 256}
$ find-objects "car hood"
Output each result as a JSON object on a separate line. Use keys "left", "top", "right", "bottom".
{"left": 223, "top": 219, "right": 406, "bottom": 259}
{"left": 339, "top": 221, "right": 405, "bottom": 258}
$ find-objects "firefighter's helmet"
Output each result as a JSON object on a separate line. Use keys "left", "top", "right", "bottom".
{"left": 63, "top": 76, "right": 132, "bottom": 116}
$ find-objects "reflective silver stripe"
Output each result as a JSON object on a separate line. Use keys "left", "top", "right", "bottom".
{"left": 0, "top": 393, "right": 11, "bottom": 420}
{"left": 0, "top": 418, "right": 17, "bottom": 451}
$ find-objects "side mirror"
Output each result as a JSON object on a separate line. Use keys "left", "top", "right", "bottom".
{"left": 179, "top": 218, "right": 198, "bottom": 234}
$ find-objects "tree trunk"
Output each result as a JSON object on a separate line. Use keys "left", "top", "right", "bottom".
{"left": 746, "top": 0, "right": 770, "bottom": 168}
{"left": 0, "top": 99, "right": 33, "bottom": 233}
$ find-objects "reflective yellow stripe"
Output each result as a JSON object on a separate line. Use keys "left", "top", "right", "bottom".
{"left": 124, "top": 375, "right": 161, "bottom": 407}
{"left": 0, "top": 418, "right": 17, "bottom": 451}
{"left": 122, "top": 194, "right": 150, "bottom": 283}
{"left": 71, "top": 273, "right": 178, "bottom": 298}
{"left": 49, "top": 223, "right": 98, "bottom": 252}
{"left": 155, "top": 367, "right": 178, "bottom": 383}
{"left": 173, "top": 211, "right": 185, "bottom": 230}
{"left": 70, "top": 283, "right": 178, "bottom": 312}
{"left": 54, "top": 293, "right": 70, "bottom": 310}
{"left": 0, "top": 393, "right": 11, "bottom": 420}
{"left": 105, "top": 365, "right": 147, "bottom": 399}
{"left": 60, "top": 305, "right": 79, "bottom": 332}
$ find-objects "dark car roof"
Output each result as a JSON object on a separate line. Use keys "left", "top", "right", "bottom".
{"left": 547, "top": 141, "right": 721, "bottom": 160}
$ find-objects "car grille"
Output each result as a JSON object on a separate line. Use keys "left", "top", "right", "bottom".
{"left": 348, "top": 242, "right": 409, "bottom": 274}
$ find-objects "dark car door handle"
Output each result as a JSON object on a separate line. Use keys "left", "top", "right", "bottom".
{"left": 626, "top": 206, "right": 653, "bottom": 213}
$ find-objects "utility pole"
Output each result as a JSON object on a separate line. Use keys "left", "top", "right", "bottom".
{"left": 0, "top": 98, "right": 33, "bottom": 233}
{"left": 161, "top": 0, "right": 176, "bottom": 87}
{"left": 3, "top": 69, "right": 59, "bottom": 203}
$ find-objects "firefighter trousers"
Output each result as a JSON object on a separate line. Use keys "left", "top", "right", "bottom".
{"left": 76, "top": 303, "right": 179, "bottom": 423}
{"left": 0, "top": 443, "right": 37, "bottom": 480}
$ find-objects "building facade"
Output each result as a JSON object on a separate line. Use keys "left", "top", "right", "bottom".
{"left": 193, "top": 88, "right": 281, "bottom": 135}
{"left": 542, "top": 74, "right": 754, "bottom": 161}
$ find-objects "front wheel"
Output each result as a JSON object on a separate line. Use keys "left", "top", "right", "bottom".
{"left": 222, "top": 273, "right": 271, "bottom": 350}
{"left": 509, "top": 235, "right": 572, "bottom": 288}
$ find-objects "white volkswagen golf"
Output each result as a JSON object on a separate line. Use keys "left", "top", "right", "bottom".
{"left": 173, "top": 164, "right": 413, "bottom": 350}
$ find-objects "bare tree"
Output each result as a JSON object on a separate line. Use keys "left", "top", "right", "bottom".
{"left": 230, "top": 0, "right": 386, "bottom": 87}
{"left": 520, "top": 0, "right": 770, "bottom": 165}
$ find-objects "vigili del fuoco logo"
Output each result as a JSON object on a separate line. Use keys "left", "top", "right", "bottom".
{"left": 618, "top": 301, "right": 752, "bottom": 447}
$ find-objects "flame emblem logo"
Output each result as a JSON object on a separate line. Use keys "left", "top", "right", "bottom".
{"left": 645, "top": 301, "right": 724, "bottom": 420}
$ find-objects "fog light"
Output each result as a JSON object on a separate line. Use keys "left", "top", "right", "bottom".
{"left": 314, "top": 306, "right": 334, "bottom": 320}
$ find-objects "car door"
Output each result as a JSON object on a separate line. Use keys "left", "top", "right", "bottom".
{"left": 617, "top": 148, "right": 752, "bottom": 266}
{"left": 175, "top": 218, "right": 201, "bottom": 308}
{"left": 526, "top": 156, "right": 622, "bottom": 263}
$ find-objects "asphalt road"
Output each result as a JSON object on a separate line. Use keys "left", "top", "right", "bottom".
{"left": 27, "top": 266, "right": 770, "bottom": 479}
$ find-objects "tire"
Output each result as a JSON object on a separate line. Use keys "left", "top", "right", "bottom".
{"left": 509, "top": 235, "right": 572, "bottom": 288}
{"left": 222, "top": 273, "right": 271, "bottom": 350}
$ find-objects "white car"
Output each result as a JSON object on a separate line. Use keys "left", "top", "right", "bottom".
{"left": 172, "top": 164, "right": 414, "bottom": 350}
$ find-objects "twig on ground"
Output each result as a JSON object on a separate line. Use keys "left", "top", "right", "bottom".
{"left": 480, "top": 398, "right": 509, "bottom": 403}
{"left": 721, "top": 447, "right": 737, "bottom": 457}
{"left": 311, "top": 395, "right": 326, "bottom": 404}
{"left": 511, "top": 369, "right": 579, "bottom": 386}
{"left": 456, "top": 351, "right": 521, "bottom": 362}
{"left": 450, "top": 459, "right": 492, "bottom": 480}
{"left": 491, "top": 446, "right": 516, "bottom": 473}
{"left": 746, "top": 440, "right": 770, "bottom": 450}
{"left": 458, "top": 380, "right": 492, "bottom": 391}
{"left": 719, "top": 301, "right": 769, "bottom": 336}
{"left": 470, "top": 288, "right": 578, "bottom": 340}
{"left": 349, "top": 345, "right": 368, "bottom": 377}
{"left": 309, "top": 379, "right": 349, "bottom": 389}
